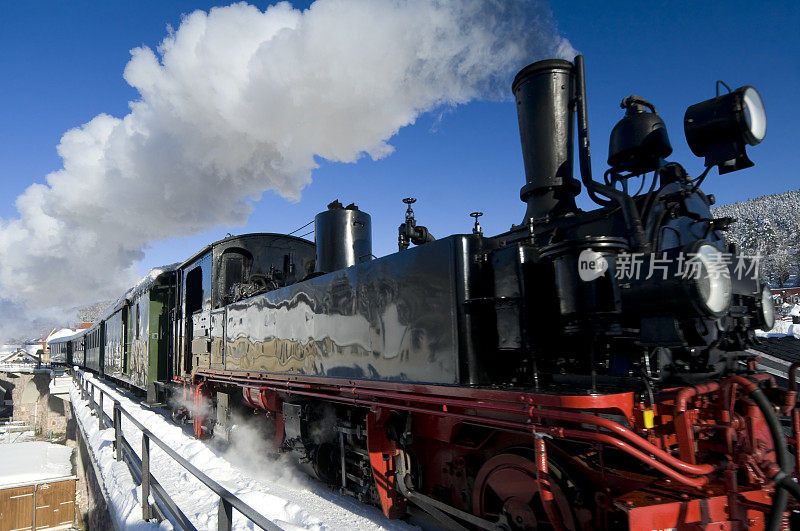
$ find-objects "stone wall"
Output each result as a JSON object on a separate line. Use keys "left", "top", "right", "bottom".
{"left": 0, "top": 370, "right": 67, "bottom": 436}
{"left": 0, "top": 371, "right": 111, "bottom": 528}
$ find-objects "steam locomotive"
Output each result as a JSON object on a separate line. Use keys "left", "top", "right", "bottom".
{"left": 50, "top": 55, "right": 800, "bottom": 530}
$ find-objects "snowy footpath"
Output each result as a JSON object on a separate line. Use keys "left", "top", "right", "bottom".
{"left": 70, "top": 372, "right": 416, "bottom": 530}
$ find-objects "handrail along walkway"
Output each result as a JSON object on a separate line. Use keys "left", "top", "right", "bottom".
{"left": 73, "top": 369, "right": 283, "bottom": 531}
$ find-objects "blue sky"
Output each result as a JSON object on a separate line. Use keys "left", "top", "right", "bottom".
{"left": 1, "top": 0, "right": 798, "bottom": 280}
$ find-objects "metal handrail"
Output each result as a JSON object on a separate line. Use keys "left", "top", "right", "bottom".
{"left": 74, "top": 370, "right": 283, "bottom": 531}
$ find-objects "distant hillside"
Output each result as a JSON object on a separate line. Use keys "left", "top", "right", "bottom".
{"left": 76, "top": 300, "right": 115, "bottom": 324}
{"left": 713, "top": 188, "right": 800, "bottom": 286}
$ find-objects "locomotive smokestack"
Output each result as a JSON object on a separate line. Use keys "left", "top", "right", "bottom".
{"left": 512, "top": 59, "right": 580, "bottom": 221}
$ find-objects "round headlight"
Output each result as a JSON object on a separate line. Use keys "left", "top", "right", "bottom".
{"left": 758, "top": 283, "right": 775, "bottom": 331}
{"left": 618, "top": 242, "right": 734, "bottom": 321}
{"left": 693, "top": 244, "right": 732, "bottom": 317}
{"left": 684, "top": 84, "right": 766, "bottom": 174}
{"left": 742, "top": 86, "right": 767, "bottom": 145}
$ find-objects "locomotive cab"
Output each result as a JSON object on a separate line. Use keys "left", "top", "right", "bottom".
{"left": 174, "top": 233, "right": 315, "bottom": 379}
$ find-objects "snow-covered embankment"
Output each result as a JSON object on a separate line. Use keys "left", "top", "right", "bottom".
{"left": 70, "top": 372, "right": 414, "bottom": 530}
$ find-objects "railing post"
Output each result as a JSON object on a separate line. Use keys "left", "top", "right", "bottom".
{"left": 113, "top": 403, "right": 122, "bottom": 461}
{"left": 81, "top": 377, "right": 86, "bottom": 401}
{"left": 217, "top": 497, "right": 233, "bottom": 531}
{"left": 98, "top": 392, "right": 105, "bottom": 431}
{"left": 142, "top": 432, "right": 153, "bottom": 521}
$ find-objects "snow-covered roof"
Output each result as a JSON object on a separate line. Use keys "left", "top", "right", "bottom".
{"left": 47, "top": 328, "right": 79, "bottom": 342}
{"left": 0, "top": 442, "right": 74, "bottom": 488}
{"left": 128, "top": 263, "right": 179, "bottom": 298}
{"left": 96, "top": 263, "right": 179, "bottom": 322}
{"left": 0, "top": 350, "right": 40, "bottom": 363}
{"left": 46, "top": 327, "right": 87, "bottom": 345}
{"left": 0, "top": 351, "right": 19, "bottom": 363}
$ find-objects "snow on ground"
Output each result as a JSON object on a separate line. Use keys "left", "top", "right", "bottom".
{"left": 756, "top": 304, "right": 800, "bottom": 339}
{"left": 757, "top": 319, "right": 800, "bottom": 339}
{"left": 0, "top": 441, "right": 74, "bottom": 487}
{"left": 70, "top": 372, "right": 416, "bottom": 530}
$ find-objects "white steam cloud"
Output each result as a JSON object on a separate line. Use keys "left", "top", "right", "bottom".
{"left": 0, "top": 0, "right": 574, "bottom": 340}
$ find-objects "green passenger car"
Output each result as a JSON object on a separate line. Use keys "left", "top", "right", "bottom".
{"left": 71, "top": 334, "right": 85, "bottom": 367}
{"left": 48, "top": 336, "right": 73, "bottom": 366}
{"left": 100, "top": 266, "right": 177, "bottom": 392}
{"left": 84, "top": 323, "right": 103, "bottom": 373}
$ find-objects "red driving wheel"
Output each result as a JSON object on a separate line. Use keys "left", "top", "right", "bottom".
{"left": 473, "top": 452, "right": 576, "bottom": 530}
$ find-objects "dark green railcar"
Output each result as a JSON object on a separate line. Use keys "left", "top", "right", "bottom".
{"left": 100, "top": 266, "right": 177, "bottom": 392}
{"left": 70, "top": 333, "right": 86, "bottom": 367}
{"left": 103, "top": 305, "right": 125, "bottom": 380}
{"left": 48, "top": 335, "right": 73, "bottom": 366}
{"left": 85, "top": 323, "right": 104, "bottom": 374}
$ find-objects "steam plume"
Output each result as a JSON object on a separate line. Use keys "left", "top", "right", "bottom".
{"left": 0, "top": 0, "right": 574, "bottom": 340}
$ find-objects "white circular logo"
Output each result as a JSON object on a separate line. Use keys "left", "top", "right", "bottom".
{"left": 578, "top": 249, "right": 608, "bottom": 281}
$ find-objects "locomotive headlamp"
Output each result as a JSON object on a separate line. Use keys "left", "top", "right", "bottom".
{"left": 755, "top": 283, "right": 776, "bottom": 331}
{"left": 684, "top": 85, "right": 766, "bottom": 174}
{"left": 693, "top": 244, "right": 732, "bottom": 317}
{"left": 620, "top": 242, "right": 731, "bottom": 320}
